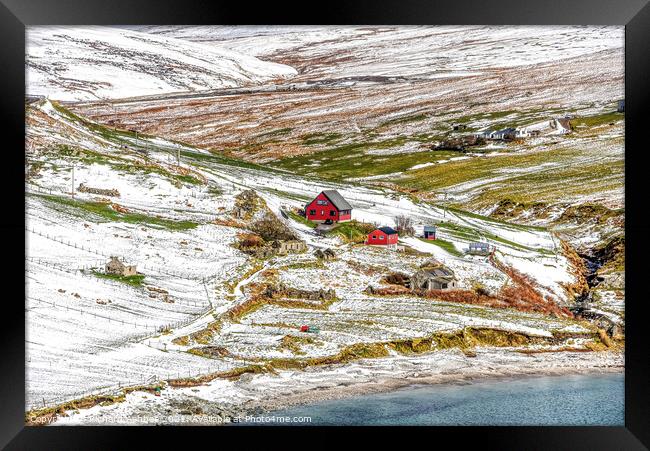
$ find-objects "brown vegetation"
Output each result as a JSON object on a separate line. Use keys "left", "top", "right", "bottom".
{"left": 394, "top": 214, "right": 415, "bottom": 236}
{"left": 251, "top": 212, "right": 297, "bottom": 241}
{"left": 382, "top": 271, "right": 411, "bottom": 286}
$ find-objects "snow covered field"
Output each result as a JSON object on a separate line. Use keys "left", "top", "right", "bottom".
{"left": 24, "top": 25, "right": 624, "bottom": 424}
{"left": 27, "top": 26, "right": 296, "bottom": 101}
{"left": 25, "top": 97, "right": 597, "bottom": 415}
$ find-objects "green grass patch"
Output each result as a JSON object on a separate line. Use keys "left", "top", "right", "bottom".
{"left": 379, "top": 113, "right": 429, "bottom": 128}
{"left": 91, "top": 271, "right": 145, "bottom": 286}
{"left": 393, "top": 141, "right": 623, "bottom": 210}
{"left": 273, "top": 139, "right": 455, "bottom": 181}
{"left": 180, "top": 149, "right": 286, "bottom": 174}
{"left": 301, "top": 132, "right": 344, "bottom": 146}
{"left": 417, "top": 237, "right": 463, "bottom": 256}
{"left": 260, "top": 187, "right": 312, "bottom": 203}
{"left": 445, "top": 205, "right": 547, "bottom": 232}
{"left": 327, "top": 220, "right": 377, "bottom": 243}
{"left": 436, "top": 219, "right": 553, "bottom": 254}
{"left": 51, "top": 101, "right": 155, "bottom": 145}
{"left": 574, "top": 111, "right": 624, "bottom": 128}
{"left": 36, "top": 194, "right": 198, "bottom": 230}
{"left": 288, "top": 211, "right": 317, "bottom": 228}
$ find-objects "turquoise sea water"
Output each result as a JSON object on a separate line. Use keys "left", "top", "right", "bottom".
{"left": 246, "top": 373, "right": 624, "bottom": 426}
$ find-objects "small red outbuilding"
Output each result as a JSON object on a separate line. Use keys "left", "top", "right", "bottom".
{"left": 365, "top": 226, "right": 399, "bottom": 246}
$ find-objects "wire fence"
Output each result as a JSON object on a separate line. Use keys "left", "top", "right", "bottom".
{"left": 27, "top": 297, "right": 201, "bottom": 335}
{"left": 26, "top": 347, "right": 232, "bottom": 411}
{"left": 26, "top": 225, "right": 224, "bottom": 283}
{"left": 26, "top": 375, "right": 160, "bottom": 411}
{"left": 26, "top": 182, "right": 229, "bottom": 217}
{"left": 26, "top": 257, "right": 212, "bottom": 310}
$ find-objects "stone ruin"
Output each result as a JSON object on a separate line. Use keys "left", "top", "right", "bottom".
{"left": 314, "top": 248, "right": 336, "bottom": 260}
{"left": 263, "top": 282, "right": 336, "bottom": 302}
{"left": 105, "top": 256, "right": 137, "bottom": 276}
{"left": 231, "top": 189, "right": 261, "bottom": 219}
{"left": 78, "top": 183, "right": 120, "bottom": 197}
{"left": 271, "top": 239, "right": 307, "bottom": 255}
{"left": 239, "top": 238, "right": 307, "bottom": 259}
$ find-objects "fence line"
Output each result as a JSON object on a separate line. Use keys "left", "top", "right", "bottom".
{"left": 27, "top": 226, "right": 225, "bottom": 282}
{"left": 26, "top": 375, "right": 160, "bottom": 411}
{"left": 26, "top": 258, "right": 211, "bottom": 310}
{"left": 26, "top": 350, "right": 227, "bottom": 410}
{"left": 26, "top": 182, "right": 229, "bottom": 218}
{"left": 27, "top": 297, "right": 201, "bottom": 334}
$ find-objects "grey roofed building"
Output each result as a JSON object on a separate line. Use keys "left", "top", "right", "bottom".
{"left": 322, "top": 190, "right": 353, "bottom": 210}
{"left": 427, "top": 267, "right": 454, "bottom": 278}
{"left": 468, "top": 242, "right": 492, "bottom": 255}
{"left": 378, "top": 226, "right": 398, "bottom": 235}
{"left": 493, "top": 127, "right": 517, "bottom": 138}
{"left": 478, "top": 127, "right": 527, "bottom": 140}
{"left": 410, "top": 266, "right": 457, "bottom": 291}
{"left": 423, "top": 225, "right": 437, "bottom": 239}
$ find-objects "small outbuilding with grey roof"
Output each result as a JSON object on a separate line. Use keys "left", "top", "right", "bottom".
{"left": 423, "top": 225, "right": 437, "bottom": 240}
{"left": 467, "top": 242, "right": 494, "bottom": 256}
{"left": 410, "top": 260, "right": 457, "bottom": 291}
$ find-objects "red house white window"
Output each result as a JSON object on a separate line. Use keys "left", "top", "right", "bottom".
{"left": 365, "top": 226, "right": 399, "bottom": 246}
{"left": 304, "top": 190, "right": 353, "bottom": 223}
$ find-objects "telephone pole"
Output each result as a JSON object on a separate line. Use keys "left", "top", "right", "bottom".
{"left": 442, "top": 191, "right": 448, "bottom": 220}
{"left": 71, "top": 165, "right": 75, "bottom": 198}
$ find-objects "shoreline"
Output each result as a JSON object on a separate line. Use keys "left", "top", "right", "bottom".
{"left": 242, "top": 359, "right": 624, "bottom": 416}
{"left": 50, "top": 348, "right": 624, "bottom": 425}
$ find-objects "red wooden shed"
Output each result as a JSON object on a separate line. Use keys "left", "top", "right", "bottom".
{"left": 365, "top": 226, "right": 399, "bottom": 246}
{"left": 305, "top": 190, "right": 352, "bottom": 223}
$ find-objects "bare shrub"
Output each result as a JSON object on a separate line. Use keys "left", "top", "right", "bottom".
{"left": 394, "top": 214, "right": 415, "bottom": 237}
{"left": 237, "top": 233, "right": 265, "bottom": 249}
{"left": 252, "top": 212, "right": 297, "bottom": 241}
{"left": 383, "top": 272, "right": 411, "bottom": 286}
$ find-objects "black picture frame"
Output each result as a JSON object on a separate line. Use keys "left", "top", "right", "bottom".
{"left": 2, "top": 0, "right": 648, "bottom": 448}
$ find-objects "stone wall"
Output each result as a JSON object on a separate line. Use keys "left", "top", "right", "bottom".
{"left": 78, "top": 183, "right": 120, "bottom": 197}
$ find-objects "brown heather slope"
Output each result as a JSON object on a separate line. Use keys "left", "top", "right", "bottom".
{"left": 68, "top": 48, "right": 622, "bottom": 163}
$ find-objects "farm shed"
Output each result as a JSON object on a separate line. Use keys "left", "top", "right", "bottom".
{"left": 410, "top": 263, "right": 457, "bottom": 291}
{"left": 314, "top": 248, "right": 336, "bottom": 260}
{"left": 305, "top": 190, "right": 352, "bottom": 223}
{"left": 467, "top": 242, "right": 493, "bottom": 256}
{"left": 105, "top": 256, "right": 137, "bottom": 276}
{"left": 478, "top": 127, "right": 529, "bottom": 140}
{"left": 617, "top": 99, "right": 625, "bottom": 113}
{"left": 423, "top": 225, "right": 437, "bottom": 240}
{"left": 366, "top": 226, "right": 399, "bottom": 247}
{"left": 550, "top": 118, "right": 572, "bottom": 134}
{"left": 271, "top": 239, "right": 307, "bottom": 255}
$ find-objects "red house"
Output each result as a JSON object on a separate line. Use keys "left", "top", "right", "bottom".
{"left": 305, "top": 190, "right": 352, "bottom": 223}
{"left": 366, "top": 226, "right": 399, "bottom": 246}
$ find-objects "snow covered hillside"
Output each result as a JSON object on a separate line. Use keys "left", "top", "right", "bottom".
{"left": 25, "top": 98, "right": 616, "bottom": 423}
{"left": 24, "top": 26, "right": 624, "bottom": 425}
{"left": 26, "top": 26, "right": 297, "bottom": 101}
{"left": 135, "top": 25, "right": 623, "bottom": 78}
